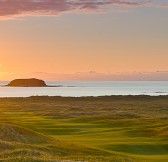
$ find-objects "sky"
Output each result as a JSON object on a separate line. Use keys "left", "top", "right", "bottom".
{"left": 0, "top": 0, "right": 168, "bottom": 80}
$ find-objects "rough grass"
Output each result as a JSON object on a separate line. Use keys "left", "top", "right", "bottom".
{"left": 0, "top": 96, "right": 168, "bottom": 161}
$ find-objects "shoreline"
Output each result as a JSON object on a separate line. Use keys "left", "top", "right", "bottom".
{"left": 1, "top": 81, "right": 168, "bottom": 97}
{"left": 0, "top": 95, "right": 168, "bottom": 98}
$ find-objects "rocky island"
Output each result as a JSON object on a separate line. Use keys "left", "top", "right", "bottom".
{"left": 7, "top": 78, "right": 47, "bottom": 87}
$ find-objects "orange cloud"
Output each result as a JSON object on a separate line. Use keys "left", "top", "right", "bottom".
{"left": 2, "top": 70, "right": 168, "bottom": 81}
{"left": 33, "top": 71, "right": 168, "bottom": 81}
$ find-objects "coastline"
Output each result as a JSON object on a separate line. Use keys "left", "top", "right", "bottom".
{"left": 0, "top": 94, "right": 168, "bottom": 98}
{"left": 1, "top": 81, "right": 168, "bottom": 98}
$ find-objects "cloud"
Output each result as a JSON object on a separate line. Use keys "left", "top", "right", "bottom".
{"left": 2, "top": 70, "right": 168, "bottom": 81}
{"left": 0, "top": 0, "right": 153, "bottom": 19}
{"left": 160, "top": 4, "right": 168, "bottom": 8}
{"left": 26, "top": 71, "right": 168, "bottom": 81}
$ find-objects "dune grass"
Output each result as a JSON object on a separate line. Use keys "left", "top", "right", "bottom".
{"left": 0, "top": 96, "right": 168, "bottom": 161}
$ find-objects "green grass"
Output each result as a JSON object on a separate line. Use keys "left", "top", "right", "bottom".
{"left": 0, "top": 96, "right": 168, "bottom": 161}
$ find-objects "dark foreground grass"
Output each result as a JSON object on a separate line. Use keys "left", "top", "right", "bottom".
{"left": 0, "top": 96, "right": 168, "bottom": 161}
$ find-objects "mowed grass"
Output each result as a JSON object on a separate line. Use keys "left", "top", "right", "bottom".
{"left": 0, "top": 96, "right": 168, "bottom": 161}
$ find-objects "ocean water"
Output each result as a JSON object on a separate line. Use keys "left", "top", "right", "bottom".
{"left": 0, "top": 81, "right": 168, "bottom": 97}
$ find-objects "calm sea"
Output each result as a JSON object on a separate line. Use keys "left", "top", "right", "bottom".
{"left": 0, "top": 81, "right": 168, "bottom": 97}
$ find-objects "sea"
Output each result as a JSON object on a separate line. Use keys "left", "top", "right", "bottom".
{"left": 0, "top": 81, "right": 168, "bottom": 97}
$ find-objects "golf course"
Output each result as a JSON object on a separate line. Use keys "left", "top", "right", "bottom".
{"left": 0, "top": 96, "right": 168, "bottom": 162}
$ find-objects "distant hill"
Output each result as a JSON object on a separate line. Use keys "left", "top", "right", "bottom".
{"left": 7, "top": 78, "right": 47, "bottom": 87}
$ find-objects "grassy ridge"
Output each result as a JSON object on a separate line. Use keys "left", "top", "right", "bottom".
{"left": 0, "top": 96, "right": 168, "bottom": 161}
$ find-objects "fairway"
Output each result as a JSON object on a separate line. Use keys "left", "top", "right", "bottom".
{"left": 0, "top": 96, "right": 168, "bottom": 161}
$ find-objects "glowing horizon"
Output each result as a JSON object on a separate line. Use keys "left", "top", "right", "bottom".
{"left": 0, "top": 0, "right": 168, "bottom": 80}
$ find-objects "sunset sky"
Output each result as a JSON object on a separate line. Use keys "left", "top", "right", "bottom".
{"left": 0, "top": 0, "right": 168, "bottom": 80}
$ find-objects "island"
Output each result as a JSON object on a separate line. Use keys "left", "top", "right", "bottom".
{"left": 7, "top": 78, "right": 47, "bottom": 87}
